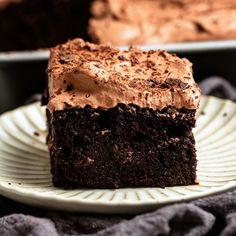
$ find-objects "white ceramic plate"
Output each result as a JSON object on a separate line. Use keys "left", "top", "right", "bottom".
{"left": 1, "top": 40, "right": 236, "bottom": 63}
{"left": 0, "top": 50, "right": 50, "bottom": 63}
{"left": 0, "top": 96, "right": 236, "bottom": 214}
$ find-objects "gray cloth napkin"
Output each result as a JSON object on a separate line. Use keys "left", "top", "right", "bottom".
{"left": 1, "top": 77, "right": 236, "bottom": 236}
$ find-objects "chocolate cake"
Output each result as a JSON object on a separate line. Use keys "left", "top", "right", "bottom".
{"left": 46, "top": 38, "right": 201, "bottom": 189}
{"left": 1, "top": 0, "right": 236, "bottom": 51}
{"left": 89, "top": 0, "right": 236, "bottom": 45}
{"left": 0, "top": 0, "right": 92, "bottom": 51}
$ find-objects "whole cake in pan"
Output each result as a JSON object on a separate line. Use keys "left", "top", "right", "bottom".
{"left": 0, "top": 0, "right": 236, "bottom": 51}
{"left": 89, "top": 0, "right": 236, "bottom": 45}
{"left": 46, "top": 38, "right": 201, "bottom": 189}
{"left": 1, "top": 0, "right": 236, "bottom": 51}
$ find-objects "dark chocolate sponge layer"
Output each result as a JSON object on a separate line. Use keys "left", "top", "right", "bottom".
{"left": 47, "top": 104, "right": 197, "bottom": 189}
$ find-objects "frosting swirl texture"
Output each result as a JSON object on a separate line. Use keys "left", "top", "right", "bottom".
{"left": 47, "top": 38, "right": 201, "bottom": 111}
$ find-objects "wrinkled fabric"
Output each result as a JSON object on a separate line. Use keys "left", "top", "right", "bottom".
{"left": 0, "top": 192, "right": 236, "bottom": 236}
{"left": 1, "top": 77, "right": 235, "bottom": 236}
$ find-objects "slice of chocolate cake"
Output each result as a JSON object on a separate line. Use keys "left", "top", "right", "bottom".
{"left": 46, "top": 38, "right": 201, "bottom": 189}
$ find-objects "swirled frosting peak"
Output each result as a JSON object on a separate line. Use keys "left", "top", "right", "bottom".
{"left": 47, "top": 38, "right": 200, "bottom": 111}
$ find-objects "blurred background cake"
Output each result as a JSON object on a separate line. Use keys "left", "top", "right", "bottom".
{"left": 89, "top": 0, "right": 236, "bottom": 45}
{"left": 0, "top": 0, "right": 236, "bottom": 51}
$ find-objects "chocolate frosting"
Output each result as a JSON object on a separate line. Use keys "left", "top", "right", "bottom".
{"left": 47, "top": 38, "right": 200, "bottom": 111}
{"left": 89, "top": 0, "right": 236, "bottom": 45}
